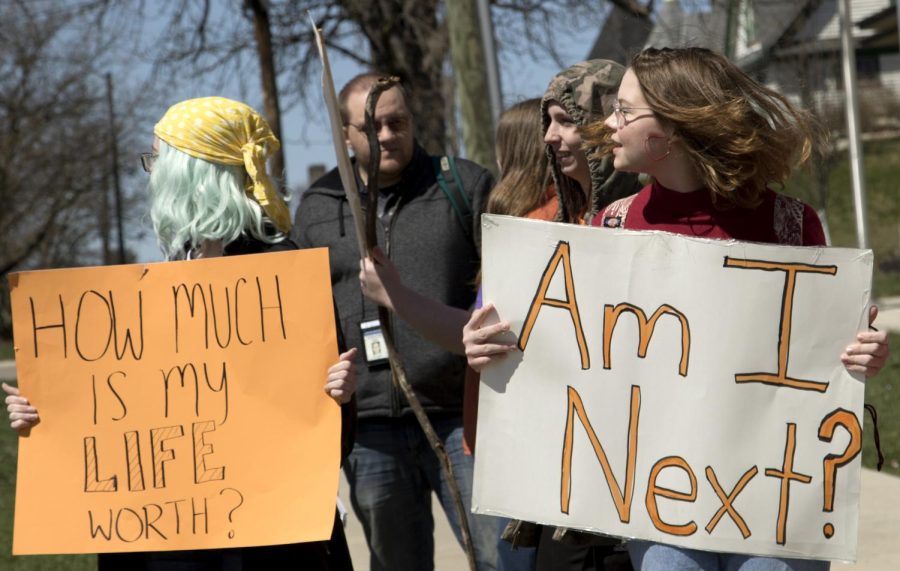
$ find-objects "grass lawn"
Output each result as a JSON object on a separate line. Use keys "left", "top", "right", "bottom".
{"left": 784, "top": 137, "right": 900, "bottom": 298}
{"left": 0, "top": 338, "right": 13, "bottom": 361}
{"left": 861, "top": 333, "right": 900, "bottom": 475}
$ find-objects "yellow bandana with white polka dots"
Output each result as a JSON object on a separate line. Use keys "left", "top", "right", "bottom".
{"left": 154, "top": 97, "right": 291, "bottom": 232}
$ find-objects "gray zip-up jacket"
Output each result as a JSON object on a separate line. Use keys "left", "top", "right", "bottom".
{"left": 293, "top": 144, "right": 493, "bottom": 419}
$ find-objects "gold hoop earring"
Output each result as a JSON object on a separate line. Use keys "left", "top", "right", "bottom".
{"left": 644, "top": 135, "right": 671, "bottom": 161}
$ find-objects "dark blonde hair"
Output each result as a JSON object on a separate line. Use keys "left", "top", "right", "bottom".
{"left": 585, "top": 47, "right": 824, "bottom": 207}
{"left": 488, "top": 98, "right": 549, "bottom": 217}
{"left": 338, "top": 72, "right": 411, "bottom": 124}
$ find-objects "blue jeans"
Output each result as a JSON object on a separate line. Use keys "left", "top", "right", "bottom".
{"left": 344, "top": 415, "right": 498, "bottom": 571}
{"left": 628, "top": 541, "right": 831, "bottom": 571}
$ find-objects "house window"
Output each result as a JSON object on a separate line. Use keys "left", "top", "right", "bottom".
{"left": 857, "top": 54, "right": 880, "bottom": 82}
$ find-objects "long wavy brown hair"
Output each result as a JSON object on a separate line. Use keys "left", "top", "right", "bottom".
{"left": 583, "top": 47, "right": 825, "bottom": 208}
{"left": 487, "top": 98, "right": 550, "bottom": 217}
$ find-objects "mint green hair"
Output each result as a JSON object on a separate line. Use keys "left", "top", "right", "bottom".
{"left": 148, "top": 141, "right": 284, "bottom": 259}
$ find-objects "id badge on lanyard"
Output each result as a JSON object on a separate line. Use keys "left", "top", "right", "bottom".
{"left": 359, "top": 319, "right": 389, "bottom": 365}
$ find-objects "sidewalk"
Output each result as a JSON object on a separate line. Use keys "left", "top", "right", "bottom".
{"left": 839, "top": 468, "right": 900, "bottom": 570}
{"left": 0, "top": 358, "right": 14, "bottom": 381}
{"left": 874, "top": 296, "right": 900, "bottom": 334}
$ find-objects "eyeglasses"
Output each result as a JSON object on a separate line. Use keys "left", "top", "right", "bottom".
{"left": 613, "top": 100, "right": 654, "bottom": 129}
{"left": 346, "top": 115, "right": 411, "bottom": 134}
{"left": 140, "top": 152, "right": 158, "bottom": 173}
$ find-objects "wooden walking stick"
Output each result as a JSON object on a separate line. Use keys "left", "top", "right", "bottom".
{"left": 361, "top": 77, "right": 478, "bottom": 571}
{"left": 310, "top": 21, "right": 477, "bottom": 570}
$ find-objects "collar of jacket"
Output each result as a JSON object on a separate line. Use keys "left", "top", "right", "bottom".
{"left": 353, "top": 141, "right": 430, "bottom": 198}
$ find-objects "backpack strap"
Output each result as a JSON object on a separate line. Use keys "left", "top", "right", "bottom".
{"left": 773, "top": 194, "right": 804, "bottom": 245}
{"left": 599, "top": 193, "right": 638, "bottom": 229}
{"left": 432, "top": 155, "right": 474, "bottom": 243}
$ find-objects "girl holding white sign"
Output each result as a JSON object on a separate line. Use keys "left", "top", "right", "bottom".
{"left": 577, "top": 46, "right": 889, "bottom": 571}
{"left": 3, "top": 97, "right": 358, "bottom": 570}
{"left": 467, "top": 49, "right": 889, "bottom": 378}
{"left": 464, "top": 46, "right": 890, "bottom": 571}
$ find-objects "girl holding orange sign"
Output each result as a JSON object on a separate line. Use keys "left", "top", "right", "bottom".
{"left": 4, "top": 97, "right": 357, "bottom": 570}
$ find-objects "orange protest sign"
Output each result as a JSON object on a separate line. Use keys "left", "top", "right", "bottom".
{"left": 8, "top": 248, "right": 340, "bottom": 554}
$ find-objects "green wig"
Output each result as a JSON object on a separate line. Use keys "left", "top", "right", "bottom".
{"left": 148, "top": 140, "right": 285, "bottom": 259}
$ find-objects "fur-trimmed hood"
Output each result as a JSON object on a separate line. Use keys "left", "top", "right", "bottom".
{"left": 541, "top": 59, "right": 641, "bottom": 223}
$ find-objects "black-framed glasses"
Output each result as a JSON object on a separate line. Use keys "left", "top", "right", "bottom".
{"left": 141, "top": 152, "right": 158, "bottom": 173}
{"left": 613, "top": 100, "right": 654, "bottom": 129}
{"left": 346, "top": 114, "right": 411, "bottom": 134}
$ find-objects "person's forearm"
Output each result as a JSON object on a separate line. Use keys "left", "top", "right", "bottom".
{"left": 389, "top": 285, "right": 470, "bottom": 355}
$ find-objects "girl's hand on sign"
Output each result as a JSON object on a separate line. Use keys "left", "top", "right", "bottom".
{"left": 359, "top": 246, "right": 401, "bottom": 310}
{"left": 3, "top": 382, "right": 39, "bottom": 436}
{"left": 463, "top": 304, "right": 516, "bottom": 372}
{"left": 325, "top": 348, "right": 358, "bottom": 404}
{"left": 841, "top": 305, "right": 890, "bottom": 378}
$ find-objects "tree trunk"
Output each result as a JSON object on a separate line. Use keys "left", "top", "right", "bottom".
{"left": 446, "top": 0, "right": 497, "bottom": 173}
{"left": 345, "top": 0, "right": 449, "bottom": 154}
{"left": 246, "top": 0, "right": 287, "bottom": 182}
{"left": 105, "top": 73, "right": 127, "bottom": 264}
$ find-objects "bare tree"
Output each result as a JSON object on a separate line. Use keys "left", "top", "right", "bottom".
{"left": 140, "top": 1, "right": 449, "bottom": 155}
{"left": 118, "top": 1, "right": 610, "bottom": 159}
{"left": 0, "top": 2, "right": 149, "bottom": 276}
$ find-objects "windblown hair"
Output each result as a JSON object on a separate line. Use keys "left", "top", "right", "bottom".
{"left": 584, "top": 47, "right": 825, "bottom": 207}
{"left": 487, "top": 98, "right": 550, "bottom": 217}
{"left": 339, "top": 71, "right": 411, "bottom": 124}
{"left": 149, "top": 141, "right": 283, "bottom": 260}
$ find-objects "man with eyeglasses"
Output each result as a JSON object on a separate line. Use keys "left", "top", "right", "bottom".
{"left": 292, "top": 73, "right": 497, "bottom": 571}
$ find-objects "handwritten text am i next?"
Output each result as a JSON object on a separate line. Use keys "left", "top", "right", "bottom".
{"left": 473, "top": 215, "right": 872, "bottom": 563}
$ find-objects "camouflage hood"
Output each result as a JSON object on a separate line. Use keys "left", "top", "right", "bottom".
{"left": 541, "top": 59, "right": 641, "bottom": 223}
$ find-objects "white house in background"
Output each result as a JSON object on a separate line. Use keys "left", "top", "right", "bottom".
{"left": 735, "top": 0, "right": 899, "bottom": 107}
{"left": 615, "top": 0, "right": 900, "bottom": 116}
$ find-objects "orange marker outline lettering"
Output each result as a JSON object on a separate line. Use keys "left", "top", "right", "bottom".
{"left": 603, "top": 303, "right": 691, "bottom": 376}
{"left": 764, "top": 423, "right": 812, "bottom": 545}
{"left": 519, "top": 241, "right": 590, "bottom": 369}
{"left": 645, "top": 456, "right": 698, "bottom": 536}
{"left": 724, "top": 257, "right": 837, "bottom": 392}
{"left": 705, "top": 465, "right": 758, "bottom": 538}
{"left": 560, "top": 385, "right": 640, "bottom": 522}
{"left": 818, "top": 409, "right": 862, "bottom": 513}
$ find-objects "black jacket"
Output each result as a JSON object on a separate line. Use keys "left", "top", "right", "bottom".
{"left": 293, "top": 145, "right": 493, "bottom": 419}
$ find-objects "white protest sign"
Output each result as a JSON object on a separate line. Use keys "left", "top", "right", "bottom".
{"left": 472, "top": 215, "right": 872, "bottom": 562}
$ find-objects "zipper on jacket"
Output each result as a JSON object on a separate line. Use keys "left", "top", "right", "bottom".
{"left": 381, "top": 199, "right": 403, "bottom": 416}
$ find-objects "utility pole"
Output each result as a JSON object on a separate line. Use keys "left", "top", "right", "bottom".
{"left": 446, "top": 0, "right": 498, "bottom": 174}
{"left": 723, "top": 0, "right": 739, "bottom": 58}
{"left": 99, "top": 170, "right": 111, "bottom": 264}
{"left": 105, "top": 73, "right": 126, "bottom": 264}
{"left": 476, "top": 0, "right": 503, "bottom": 130}
{"left": 837, "top": 0, "right": 869, "bottom": 249}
